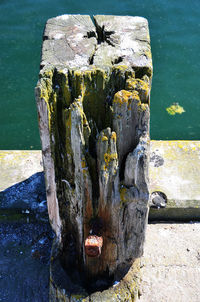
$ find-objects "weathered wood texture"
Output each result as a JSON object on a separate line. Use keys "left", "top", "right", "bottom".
{"left": 49, "top": 237, "right": 141, "bottom": 301}
{"left": 35, "top": 14, "right": 152, "bottom": 295}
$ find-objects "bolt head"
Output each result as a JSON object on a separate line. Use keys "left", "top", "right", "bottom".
{"left": 85, "top": 235, "right": 103, "bottom": 257}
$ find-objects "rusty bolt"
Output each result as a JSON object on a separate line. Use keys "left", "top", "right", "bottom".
{"left": 85, "top": 235, "right": 103, "bottom": 257}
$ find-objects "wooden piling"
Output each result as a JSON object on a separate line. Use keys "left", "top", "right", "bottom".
{"left": 35, "top": 14, "right": 152, "bottom": 301}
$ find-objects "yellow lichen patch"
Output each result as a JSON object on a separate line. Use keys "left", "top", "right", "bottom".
{"left": 104, "top": 152, "right": 117, "bottom": 168}
{"left": 114, "top": 64, "right": 128, "bottom": 71}
{"left": 166, "top": 103, "right": 185, "bottom": 115}
{"left": 83, "top": 69, "right": 93, "bottom": 82}
{"left": 40, "top": 71, "right": 53, "bottom": 97}
{"left": 102, "top": 165, "right": 107, "bottom": 173}
{"left": 52, "top": 91, "right": 57, "bottom": 105}
{"left": 38, "top": 70, "right": 58, "bottom": 134}
{"left": 40, "top": 86, "right": 48, "bottom": 100}
{"left": 40, "top": 78, "right": 52, "bottom": 100}
{"left": 41, "top": 69, "right": 53, "bottom": 79}
{"left": 39, "top": 87, "right": 52, "bottom": 131}
{"left": 139, "top": 103, "right": 148, "bottom": 112}
{"left": 81, "top": 157, "right": 89, "bottom": 177}
{"left": 111, "top": 132, "right": 117, "bottom": 141}
{"left": 125, "top": 78, "right": 149, "bottom": 102}
{"left": 102, "top": 136, "right": 108, "bottom": 142}
{"left": 81, "top": 159, "right": 86, "bottom": 169}
{"left": 113, "top": 90, "right": 133, "bottom": 106}
{"left": 82, "top": 113, "right": 88, "bottom": 127}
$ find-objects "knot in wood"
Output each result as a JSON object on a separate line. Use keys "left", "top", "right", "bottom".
{"left": 85, "top": 235, "right": 103, "bottom": 258}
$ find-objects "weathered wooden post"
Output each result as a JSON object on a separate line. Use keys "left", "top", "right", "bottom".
{"left": 35, "top": 14, "right": 152, "bottom": 301}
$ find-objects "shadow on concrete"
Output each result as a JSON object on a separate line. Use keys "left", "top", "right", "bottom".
{"left": 0, "top": 172, "right": 46, "bottom": 212}
{"left": 0, "top": 172, "right": 54, "bottom": 301}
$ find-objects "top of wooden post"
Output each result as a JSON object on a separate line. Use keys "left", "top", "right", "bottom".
{"left": 40, "top": 14, "right": 152, "bottom": 74}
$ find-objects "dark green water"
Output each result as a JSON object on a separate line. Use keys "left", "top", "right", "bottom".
{"left": 0, "top": 0, "right": 200, "bottom": 149}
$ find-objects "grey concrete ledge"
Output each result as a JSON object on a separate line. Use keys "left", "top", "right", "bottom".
{"left": 0, "top": 150, "right": 43, "bottom": 191}
{"left": 149, "top": 140, "right": 200, "bottom": 221}
{"left": 0, "top": 140, "right": 200, "bottom": 220}
{"left": 0, "top": 150, "right": 46, "bottom": 213}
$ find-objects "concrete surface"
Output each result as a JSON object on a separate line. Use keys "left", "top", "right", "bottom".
{"left": 149, "top": 140, "right": 200, "bottom": 220}
{"left": 0, "top": 150, "right": 43, "bottom": 191}
{"left": 0, "top": 151, "right": 46, "bottom": 211}
{"left": 139, "top": 223, "right": 200, "bottom": 302}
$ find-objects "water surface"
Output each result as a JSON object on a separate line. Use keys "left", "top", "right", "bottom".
{"left": 0, "top": 0, "right": 200, "bottom": 149}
